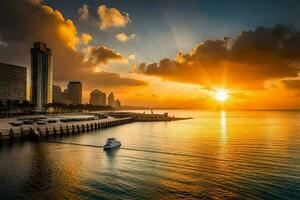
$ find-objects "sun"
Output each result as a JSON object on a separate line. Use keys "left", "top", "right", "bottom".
{"left": 214, "top": 89, "right": 228, "bottom": 102}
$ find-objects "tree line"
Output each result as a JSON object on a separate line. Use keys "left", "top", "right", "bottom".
{"left": 0, "top": 100, "right": 114, "bottom": 117}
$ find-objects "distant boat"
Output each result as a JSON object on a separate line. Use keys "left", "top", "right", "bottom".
{"left": 103, "top": 138, "right": 121, "bottom": 150}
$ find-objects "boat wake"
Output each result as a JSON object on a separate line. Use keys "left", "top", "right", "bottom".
{"left": 42, "top": 140, "right": 240, "bottom": 163}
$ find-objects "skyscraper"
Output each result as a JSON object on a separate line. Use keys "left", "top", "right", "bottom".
{"left": 108, "top": 92, "right": 115, "bottom": 107}
{"left": 52, "top": 85, "right": 62, "bottom": 103}
{"left": 30, "top": 42, "right": 53, "bottom": 111}
{"left": 67, "top": 81, "right": 82, "bottom": 104}
{"left": 89, "top": 89, "right": 106, "bottom": 105}
{"left": 0, "top": 63, "right": 27, "bottom": 102}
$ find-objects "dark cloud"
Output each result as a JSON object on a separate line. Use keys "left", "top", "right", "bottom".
{"left": 282, "top": 79, "right": 300, "bottom": 89}
{"left": 0, "top": 0, "right": 145, "bottom": 89}
{"left": 82, "top": 71, "right": 148, "bottom": 90}
{"left": 84, "top": 46, "right": 125, "bottom": 65}
{"left": 136, "top": 25, "right": 300, "bottom": 89}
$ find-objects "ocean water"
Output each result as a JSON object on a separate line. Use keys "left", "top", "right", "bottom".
{"left": 0, "top": 110, "right": 299, "bottom": 199}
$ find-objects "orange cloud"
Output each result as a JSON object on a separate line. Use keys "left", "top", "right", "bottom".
{"left": 81, "top": 33, "right": 92, "bottom": 45}
{"left": 282, "top": 79, "right": 300, "bottom": 89}
{"left": 0, "top": 0, "right": 146, "bottom": 93}
{"left": 97, "top": 5, "right": 131, "bottom": 30}
{"left": 115, "top": 32, "right": 136, "bottom": 42}
{"left": 83, "top": 46, "right": 126, "bottom": 65}
{"left": 128, "top": 54, "right": 136, "bottom": 60}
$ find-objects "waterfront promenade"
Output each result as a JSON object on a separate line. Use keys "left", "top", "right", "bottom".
{"left": 0, "top": 115, "right": 133, "bottom": 142}
{"left": 0, "top": 111, "right": 191, "bottom": 143}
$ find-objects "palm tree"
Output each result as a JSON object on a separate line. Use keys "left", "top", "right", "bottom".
{"left": 12, "top": 100, "right": 20, "bottom": 116}
{"left": 0, "top": 100, "right": 4, "bottom": 117}
{"left": 5, "top": 100, "right": 13, "bottom": 117}
{"left": 21, "top": 100, "right": 30, "bottom": 116}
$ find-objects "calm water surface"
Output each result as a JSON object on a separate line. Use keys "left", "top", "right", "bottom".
{"left": 0, "top": 110, "right": 299, "bottom": 199}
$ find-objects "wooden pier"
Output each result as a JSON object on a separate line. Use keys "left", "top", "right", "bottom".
{"left": 0, "top": 117, "right": 133, "bottom": 143}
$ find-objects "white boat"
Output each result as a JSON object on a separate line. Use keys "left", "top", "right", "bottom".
{"left": 103, "top": 138, "right": 121, "bottom": 150}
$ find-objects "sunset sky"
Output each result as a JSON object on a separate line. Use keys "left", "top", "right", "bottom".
{"left": 1, "top": 0, "right": 300, "bottom": 108}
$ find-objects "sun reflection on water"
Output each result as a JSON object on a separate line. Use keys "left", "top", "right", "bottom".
{"left": 220, "top": 110, "right": 227, "bottom": 146}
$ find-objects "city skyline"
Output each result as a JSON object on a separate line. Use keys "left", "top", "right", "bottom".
{"left": 0, "top": 1, "right": 300, "bottom": 200}
{"left": 1, "top": 0, "right": 300, "bottom": 109}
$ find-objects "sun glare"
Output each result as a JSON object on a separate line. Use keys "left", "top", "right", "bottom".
{"left": 215, "top": 89, "right": 228, "bottom": 102}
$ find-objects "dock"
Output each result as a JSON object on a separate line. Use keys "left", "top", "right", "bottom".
{"left": 0, "top": 116, "right": 133, "bottom": 143}
{"left": 105, "top": 111, "right": 192, "bottom": 122}
{"left": 0, "top": 111, "right": 191, "bottom": 144}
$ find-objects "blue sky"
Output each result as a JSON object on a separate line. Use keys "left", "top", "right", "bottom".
{"left": 45, "top": 0, "right": 300, "bottom": 68}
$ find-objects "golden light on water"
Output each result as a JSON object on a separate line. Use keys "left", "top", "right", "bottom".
{"left": 214, "top": 89, "right": 229, "bottom": 102}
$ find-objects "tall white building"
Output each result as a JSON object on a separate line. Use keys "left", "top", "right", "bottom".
{"left": 89, "top": 89, "right": 106, "bottom": 105}
{"left": 30, "top": 42, "right": 53, "bottom": 111}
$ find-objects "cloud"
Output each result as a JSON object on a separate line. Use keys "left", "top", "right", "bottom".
{"left": 128, "top": 54, "right": 136, "bottom": 60}
{"left": 115, "top": 33, "right": 136, "bottom": 42}
{"left": 97, "top": 5, "right": 131, "bottom": 30}
{"left": 78, "top": 4, "right": 89, "bottom": 21}
{"left": 136, "top": 25, "right": 300, "bottom": 89}
{"left": 83, "top": 71, "right": 148, "bottom": 90}
{"left": 81, "top": 33, "right": 92, "bottom": 45}
{"left": 83, "top": 45, "right": 126, "bottom": 65}
{"left": 282, "top": 79, "right": 300, "bottom": 89}
{"left": 0, "top": 0, "right": 146, "bottom": 91}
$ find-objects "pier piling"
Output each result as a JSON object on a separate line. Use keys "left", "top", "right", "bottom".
{"left": 60, "top": 126, "right": 63, "bottom": 137}
{"left": 46, "top": 127, "right": 49, "bottom": 138}
{"left": 37, "top": 127, "right": 42, "bottom": 138}
{"left": 53, "top": 127, "right": 57, "bottom": 137}
{"left": 77, "top": 125, "right": 80, "bottom": 133}
{"left": 9, "top": 128, "right": 14, "bottom": 143}
{"left": 20, "top": 127, "right": 24, "bottom": 140}
{"left": 66, "top": 125, "right": 70, "bottom": 135}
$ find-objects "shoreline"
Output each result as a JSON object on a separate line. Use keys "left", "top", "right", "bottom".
{"left": 0, "top": 111, "right": 192, "bottom": 143}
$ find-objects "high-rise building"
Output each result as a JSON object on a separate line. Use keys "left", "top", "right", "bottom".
{"left": 89, "top": 89, "right": 106, "bottom": 105}
{"left": 108, "top": 92, "right": 115, "bottom": 107}
{"left": 0, "top": 63, "right": 27, "bottom": 102}
{"left": 62, "top": 88, "right": 70, "bottom": 104}
{"left": 52, "top": 85, "right": 62, "bottom": 103}
{"left": 67, "top": 81, "right": 82, "bottom": 104}
{"left": 115, "top": 99, "right": 121, "bottom": 109}
{"left": 31, "top": 41, "right": 53, "bottom": 111}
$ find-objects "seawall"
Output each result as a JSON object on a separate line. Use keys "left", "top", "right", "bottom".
{"left": 0, "top": 117, "right": 133, "bottom": 143}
